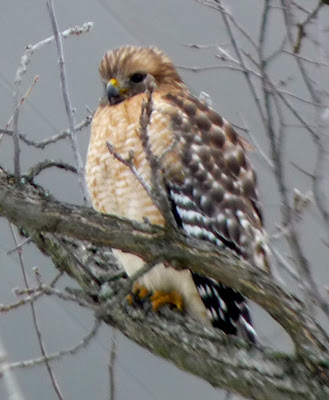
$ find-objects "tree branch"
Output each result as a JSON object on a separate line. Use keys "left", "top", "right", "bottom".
{"left": 47, "top": 0, "right": 90, "bottom": 205}
{"left": 0, "top": 167, "right": 328, "bottom": 360}
{"left": 1, "top": 166, "right": 329, "bottom": 398}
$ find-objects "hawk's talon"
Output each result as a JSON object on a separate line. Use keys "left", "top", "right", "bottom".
{"left": 151, "top": 290, "right": 184, "bottom": 312}
{"left": 127, "top": 284, "right": 184, "bottom": 313}
{"left": 126, "top": 282, "right": 152, "bottom": 307}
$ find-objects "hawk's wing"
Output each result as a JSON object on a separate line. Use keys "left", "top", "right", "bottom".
{"left": 160, "top": 92, "right": 270, "bottom": 273}
{"left": 149, "top": 91, "right": 271, "bottom": 342}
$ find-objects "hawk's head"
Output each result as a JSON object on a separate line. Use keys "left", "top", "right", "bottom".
{"left": 99, "top": 46, "right": 186, "bottom": 105}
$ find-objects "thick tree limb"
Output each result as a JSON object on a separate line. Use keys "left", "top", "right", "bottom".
{"left": 15, "top": 217, "right": 329, "bottom": 400}
{"left": 102, "top": 305, "right": 329, "bottom": 400}
{"left": 1, "top": 166, "right": 329, "bottom": 399}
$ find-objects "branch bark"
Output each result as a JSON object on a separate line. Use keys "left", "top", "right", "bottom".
{"left": 1, "top": 167, "right": 329, "bottom": 399}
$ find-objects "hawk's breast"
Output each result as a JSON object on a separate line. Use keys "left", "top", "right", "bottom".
{"left": 86, "top": 93, "right": 177, "bottom": 226}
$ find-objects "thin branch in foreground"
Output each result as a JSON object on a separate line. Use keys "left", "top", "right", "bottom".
{"left": 271, "top": 246, "right": 300, "bottom": 282}
{"left": 0, "top": 291, "right": 43, "bottom": 313}
{"left": 106, "top": 78, "right": 177, "bottom": 227}
{"left": 0, "top": 272, "right": 64, "bottom": 312}
{"left": 177, "top": 63, "right": 247, "bottom": 73}
{"left": 26, "top": 160, "right": 77, "bottom": 181}
{"left": 7, "top": 236, "right": 32, "bottom": 255}
{"left": 108, "top": 330, "right": 117, "bottom": 400}
{"left": 0, "top": 335, "right": 26, "bottom": 400}
{"left": 224, "top": 391, "right": 233, "bottom": 400}
{"left": 138, "top": 76, "right": 177, "bottom": 227}
{"left": 238, "top": 114, "right": 274, "bottom": 169}
{"left": 15, "top": 285, "right": 97, "bottom": 310}
{"left": 8, "top": 318, "right": 101, "bottom": 371}
{"left": 4, "top": 75, "right": 39, "bottom": 132}
{"left": 0, "top": 116, "right": 92, "bottom": 149}
{"left": 279, "top": 1, "right": 329, "bottom": 320}
{"left": 214, "top": 1, "right": 267, "bottom": 128}
{"left": 47, "top": 0, "right": 91, "bottom": 205}
{"left": 106, "top": 142, "right": 153, "bottom": 203}
{"left": 8, "top": 224, "right": 64, "bottom": 400}
{"left": 0, "top": 71, "right": 39, "bottom": 170}
{"left": 283, "top": 48, "right": 329, "bottom": 67}
{"left": 53, "top": 234, "right": 103, "bottom": 287}
{"left": 294, "top": 0, "right": 324, "bottom": 54}
{"left": 8, "top": 18, "right": 92, "bottom": 185}
{"left": 13, "top": 22, "right": 93, "bottom": 76}
{"left": 12, "top": 82, "right": 22, "bottom": 183}
{"left": 10, "top": 67, "right": 39, "bottom": 185}
{"left": 259, "top": 3, "right": 327, "bottom": 318}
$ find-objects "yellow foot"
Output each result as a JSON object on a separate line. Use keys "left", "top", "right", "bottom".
{"left": 126, "top": 282, "right": 150, "bottom": 305}
{"left": 126, "top": 282, "right": 184, "bottom": 312}
{"left": 151, "top": 290, "right": 184, "bottom": 312}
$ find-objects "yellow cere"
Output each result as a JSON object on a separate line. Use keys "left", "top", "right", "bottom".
{"left": 109, "top": 78, "right": 119, "bottom": 87}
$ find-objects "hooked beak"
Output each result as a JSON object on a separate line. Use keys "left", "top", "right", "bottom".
{"left": 106, "top": 78, "right": 128, "bottom": 104}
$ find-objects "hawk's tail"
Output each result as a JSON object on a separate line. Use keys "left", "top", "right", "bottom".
{"left": 191, "top": 272, "right": 257, "bottom": 344}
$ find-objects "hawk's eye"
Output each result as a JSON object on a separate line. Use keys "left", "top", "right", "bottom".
{"left": 130, "top": 73, "right": 146, "bottom": 83}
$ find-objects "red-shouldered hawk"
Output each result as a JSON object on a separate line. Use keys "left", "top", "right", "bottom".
{"left": 86, "top": 46, "right": 271, "bottom": 342}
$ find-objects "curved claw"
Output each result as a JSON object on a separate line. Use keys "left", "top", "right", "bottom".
{"left": 127, "top": 282, "right": 184, "bottom": 312}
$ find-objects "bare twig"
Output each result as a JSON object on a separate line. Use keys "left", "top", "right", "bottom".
{"left": 15, "top": 285, "right": 97, "bottom": 310}
{"left": 0, "top": 116, "right": 92, "bottom": 149}
{"left": 0, "top": 335, "right": 26, "bottom": 400}
{"left": 108, "top": 330, "right": 117, "bottom": 400}
{"left": 1, "top": 272, "right": 63, "bottom": 312}
{"left": 271, "top": 246, "right": 300, "bottom": 282}
{"left": 8, "top": 318, "right": 101, "bottom": 371}
{"left": 9, "top": 22, "right": 92, "bottom": 94}
{"left": 199, "top": 0, "right": 268, "bottom": 128}
{"left": 265, "top": 37, "right": 288, "bottom": 65}
{"left": 294, "top": 1, "right": 324, "bottom": 54}
{"left": 9, "top": 18, "right": 92, "bottom": 185}
{"left": 106, "top": 142, "right": 153, "bottom": 201}
{"left": 106, "top": 77, "right": 177, "bottom": 227}
{"left": 8, "top": 224, "right": 65, "bottom": 400}
{"left": 290, "top": 161, "right": 314, "bottom": 178}
{"left": 293, "top": 189, "right": 313, "bottom": 220}
{"left": 0, "top": 292, "right": 42, "bottom": 313}
{"left": 281, "top": 0, "right": 322, "bottom": 121}
{"left": 53, "top": 234, "right": 103, "bottom": 286}
{"left": 47, "top": 0, "right": 91, "bottom": 205}
{"left": 283, "top": 49, "right": 329, "bottom": 67}
{"left": 178, "top": 61, "right": 325, "bottom": 108}
{"left": 177, "top": 63, "right": 241, "bottom": 72}
{"left": 7, "top": 236, "right": 32, "bottom": 255}
{"left": 26, "top": 160, "right": 77, "bottom": 180}
{"left": 238, "top": 114, "right": 274, "bottom": 169}
{"left": 258, "top": 2, "right": 320, "bottom": 314}
{"left": 10, "top": 68, "right": 39, "bottom": 184}
{"left": 277, "top": 0, "right": 329, "bottom": 319}
{"left": 138, "top": 76, "right": 177, "bottom": 227}
{"left": 12, "top": 83, "right": 22, "bottom": 183}
{"left": 224, "top": 391, "right": 233, "bottom": 400}
{"left": 5, "top": 76, "right": 39, "bottom": 131}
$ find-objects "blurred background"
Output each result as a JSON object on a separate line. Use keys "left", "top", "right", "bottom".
{"left": 1, "top": 0, "right": 329, "bottom": 399}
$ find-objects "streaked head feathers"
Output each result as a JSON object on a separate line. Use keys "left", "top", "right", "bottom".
{"left": 99, "top": 45, "right": 186, "bottom": 100}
